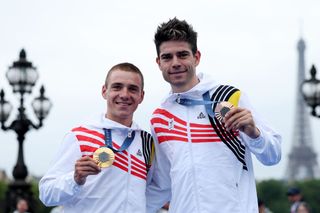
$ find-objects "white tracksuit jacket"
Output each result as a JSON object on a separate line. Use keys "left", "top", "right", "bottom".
{"left": 146, "top": 73, "right": 281, "bottom": 213}
{"left": 39, "top": 114, "right": 153, "bottom": 213}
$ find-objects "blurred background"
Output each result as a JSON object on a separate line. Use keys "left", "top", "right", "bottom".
{"left": 1, "top": 0, "right": 319, "bottom": 212}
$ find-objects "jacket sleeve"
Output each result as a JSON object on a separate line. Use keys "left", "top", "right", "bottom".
{"left": 39, "top": 132, "right": 83, "bottom": 206}
{"left": 238, "top": 92, "right": 282, "bottom": 166}
{"left": 146, "top": 127, "right": 171, "bottom": 213}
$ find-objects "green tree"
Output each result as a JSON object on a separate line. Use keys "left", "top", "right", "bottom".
{"left": 0, "top": 181, "right": 7, "bottom": 200}
{"left": 31, "top": 180, "right": 53, "bottom": 213}
{"left": 257, "top": 179, "right": 320, "bottom": 213}
{"left": 289, "top": 179, "right": 320, "bottom": 213}
{"left": 257, "top": 179, "right": 289, "bottom": 213}
{"left": 0, "top": 180, "right": 53, "bottom": 213}
{"left": 0, "top": 181, "right": 8, "bottom": 213}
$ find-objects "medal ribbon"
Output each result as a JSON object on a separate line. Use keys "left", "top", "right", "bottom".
{"left": 103, "top": 128, "right": 135, "bottom": 153}
{"left": 176, "top": 91, "right": 217, "bottom": 118}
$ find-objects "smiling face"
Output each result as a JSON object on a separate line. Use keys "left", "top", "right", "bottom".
{"left": 156, "top": 41, "right": 201, "bottom": 93}
{"left": 102, "top": 69, "right": 144, "bottom": 127}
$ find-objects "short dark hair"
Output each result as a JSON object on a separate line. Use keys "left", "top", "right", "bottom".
{"left": 286, "top": 187, "right": 301, "bottom": 196}
{"left": 154, "top": 17, "right": 198, "bottom": 56}
{"left": 105, "top": 62, "right": 144, "bottom": 90}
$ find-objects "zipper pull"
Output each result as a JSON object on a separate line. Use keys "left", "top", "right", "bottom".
{"left": 176, "top": 94, "right": 181, "bottom": 104}
{"left": 128, "top": 129, "right": 132, "bottom": 138}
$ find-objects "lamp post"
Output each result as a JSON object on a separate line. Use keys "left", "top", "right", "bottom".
{"left": 301, "top": 65, "right": 320, "bottom": 118}
{"left": 0, "top": 49, "right": 52, "bottom": 213}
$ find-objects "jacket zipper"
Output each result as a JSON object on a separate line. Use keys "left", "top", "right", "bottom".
{"left": 125, "top": 132, "right": 132, "bottom": 212}
{"left": 187, "top": 105, "right": 201, "bottom": 212}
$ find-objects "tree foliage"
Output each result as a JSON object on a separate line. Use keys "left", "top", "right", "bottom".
{"left": 257, "top": 179, "right": 320, "bottom": 213}
{"left": 0, "top": 180, "right": 52, "bottom": 213}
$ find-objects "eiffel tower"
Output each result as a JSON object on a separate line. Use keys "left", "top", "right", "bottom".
{"left": 285, "top": 38, "right": 320, "bottom": 181}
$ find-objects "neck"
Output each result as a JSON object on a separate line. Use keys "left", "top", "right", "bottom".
{"left": 105, "top": 114, "right": 132, "bottom": 127}
{"left": 172, "top": 77, "right": 200, "bottom": 93}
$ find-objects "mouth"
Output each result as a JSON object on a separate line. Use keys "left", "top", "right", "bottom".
{"left": 116, "top": 101, "right": 132, "bottom": 106}
{"left": 169, "top": 69, "right": 187, "bottom": 74}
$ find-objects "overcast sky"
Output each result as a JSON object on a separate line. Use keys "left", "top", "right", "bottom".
{"left": 1, "top": 0, "right": 320, "bottom": 181}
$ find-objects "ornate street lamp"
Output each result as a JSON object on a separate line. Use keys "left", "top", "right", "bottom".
{"left": 0, "top": 49, "right": 52, "bottom": 212}
{"left": 301, "top": 65, "right": 320, "bottom": 118}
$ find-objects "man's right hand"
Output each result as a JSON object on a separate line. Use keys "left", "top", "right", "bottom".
{"left": 74, "top": 156, "right": 101, "bottom": 185}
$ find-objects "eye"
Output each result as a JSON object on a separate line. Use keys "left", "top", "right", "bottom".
{"left": 160, "top": 54, "right": 172, "bottom": 61}
{"left": 111, "top": 84, "right": 122, "bottom": 90}
{"left": 128, "top": 85, "right": 140, "bottom": 93}
{"left": 177, "top": 51, "right": 190, "bottom": 59}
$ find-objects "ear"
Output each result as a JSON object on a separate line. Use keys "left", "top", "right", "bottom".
{"left": 156, "top": 57, "right": 160, "bottom": 66}
{"left": 139, "top": 90, "right": 145, "bottom": 104}
{"left": 102, "top": 85, "right": 107, "bottom": 99}
{"left": 194, "top": 50, "right": 201, "bottom": 66}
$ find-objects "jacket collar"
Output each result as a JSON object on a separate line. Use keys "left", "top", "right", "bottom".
{"left": 161, "top": 72, "right": 218, "bottom": 106}
{"left": 88, "top": 113, "right": 141, "bottom": 132}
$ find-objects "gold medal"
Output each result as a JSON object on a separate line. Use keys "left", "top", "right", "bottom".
{"left": 214, "top": 101, "right": 234, "bottom": 122}
{"left": 93, "top": 147, "right": 115, "bottom": 168}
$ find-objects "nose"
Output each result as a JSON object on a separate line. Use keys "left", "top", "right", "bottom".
{"left": 119, "top": 88, "right": 129, "bottom": 99}
{"left": 172, "top": 56, "right": 181, "bottom": 69}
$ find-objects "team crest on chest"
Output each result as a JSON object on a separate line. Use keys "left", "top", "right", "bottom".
{"left": 168, "top": 118, "right": 174, "bottom": 130}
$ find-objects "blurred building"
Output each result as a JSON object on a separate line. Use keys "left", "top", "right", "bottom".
{"left": 0, "top": 169, "right": 9, "bottom": 182}
{"left": 285, "top": 38, "right": 320, "bottom": 181}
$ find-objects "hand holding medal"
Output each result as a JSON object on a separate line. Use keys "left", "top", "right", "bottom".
{"left": 215, "top": 102, "right": 261, "bottom": 138}
{"left": 74, "top": 156, "right": 101, "bottom": 185}
{"left": 214, "top": 101, "right": 234, "bottom": 123}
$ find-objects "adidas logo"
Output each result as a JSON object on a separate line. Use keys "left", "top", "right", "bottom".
{"left": 136, "top": 149, "right": 142, "bottom": 157}
{"left": 197, "top": 112, "right": 206, "bottom": 119}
